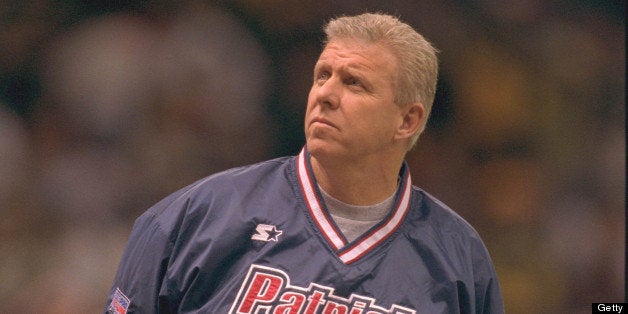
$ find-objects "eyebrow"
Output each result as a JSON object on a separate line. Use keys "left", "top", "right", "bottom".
{"left": 313, "top": 59, "right": 374, "bottom": 78}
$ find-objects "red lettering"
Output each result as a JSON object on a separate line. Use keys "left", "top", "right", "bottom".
{"left": 304, "top": 290, "right": 326, "bottom": 314}
{"left": 236, "top": 273, "right": 284, "bottom": 313}
{"left": 323, "top": 301, "right": 348, "bottom": 314}
{"left": 349, "top": 302, "right": 365, "bottom": 314}
{"left": 230, "top": 265, "right": 416, "bottom": 314}
{"left": 273, "top": 292, "right": 306, "bottom": 314}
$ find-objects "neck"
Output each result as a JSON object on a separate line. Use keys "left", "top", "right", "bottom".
{"left": 310, "top": 151, "right": 404, "bottom": 206}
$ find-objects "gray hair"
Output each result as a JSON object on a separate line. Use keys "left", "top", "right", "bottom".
{"left": 323, "top": 13, "right": 439, "bottom": 148}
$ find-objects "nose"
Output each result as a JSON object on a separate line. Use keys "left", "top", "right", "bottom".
{"left": 315, "top": 77, "right": 340, "bottom": 109}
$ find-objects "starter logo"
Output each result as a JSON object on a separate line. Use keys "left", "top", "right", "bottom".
{"left": 252, "top": 224, "right": 283, "bottom": 242}
{"left": 229, "top": 264, "right": 416, "bottom": 314}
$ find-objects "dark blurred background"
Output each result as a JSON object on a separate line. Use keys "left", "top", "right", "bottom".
{"left": 0, "top": 0, "right": 624, "bottom": 312}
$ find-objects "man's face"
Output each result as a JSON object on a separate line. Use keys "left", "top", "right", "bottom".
{"left": 305, "top": 38, "right": 404, "bottom": 160}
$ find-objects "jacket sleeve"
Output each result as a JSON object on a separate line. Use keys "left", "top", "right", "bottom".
{"left": 104, "top": 210, "right": 174, "bottom": 313}
{"left": 472, "top": 235, "right": 505, "bottom": 314}
{"left": 478, "top": 275, "right": 504, "bottom": 314}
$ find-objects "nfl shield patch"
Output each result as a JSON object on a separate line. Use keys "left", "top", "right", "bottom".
{"left": 107, "top": 287, "right": 130, "bottom": 314}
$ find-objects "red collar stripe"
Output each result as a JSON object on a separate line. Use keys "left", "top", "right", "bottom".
{"left": 339, "top": 173, "right": 412, "bottom": 264}
{"left": 296, "top": 148, "right": 412, "bottom": 264}
{"left": 297, "top": 149, "right": 346, "bottom": 250}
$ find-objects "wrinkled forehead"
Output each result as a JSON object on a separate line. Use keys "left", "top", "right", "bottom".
{"left": 317, "top": 39, "right": 398, "bottom": 72}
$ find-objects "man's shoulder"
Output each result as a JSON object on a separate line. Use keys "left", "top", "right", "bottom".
{"left": 177, "top": 155, "right": 293, "bottom": 193}
{"left": 406, "top": 187, "right": 497, "bottom": 268}
{"left": 409, "top": 187, "right": 483, "bottom": 240}
{"left": 192, "top": 155, "right": 294, "bottom": 190}
{"left": 142, "top": 155, "right": 296, "bottom": 222}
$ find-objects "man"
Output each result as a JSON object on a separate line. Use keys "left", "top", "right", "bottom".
{"left": 105, "top": 13, "right": 504, "bottom": 313}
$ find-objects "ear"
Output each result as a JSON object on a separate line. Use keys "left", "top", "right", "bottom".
{"left": 394, "top": 103, "right": 425, "bottom": 140}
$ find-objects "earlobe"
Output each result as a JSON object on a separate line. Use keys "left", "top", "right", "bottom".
{"left": 395, "top": 103, "right": 425, "bottom": 140}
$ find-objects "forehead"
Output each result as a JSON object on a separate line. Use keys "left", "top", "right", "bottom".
{"left": 316, "top": 39, "right": 398, "bottom": 75}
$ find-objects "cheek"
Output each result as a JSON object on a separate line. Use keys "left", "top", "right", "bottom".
{"left": 304, "top": 91, "right": 317, "bottom": 129}
{"left": 305, "top": 88, "right": 317, "bottom": 112}
{"left": 362, "top": 107, "right": 402, "bottom": 135}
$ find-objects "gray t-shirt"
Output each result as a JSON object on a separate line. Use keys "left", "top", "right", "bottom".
{"left": 319, "top": 186, "right": 396, "bottom": 242}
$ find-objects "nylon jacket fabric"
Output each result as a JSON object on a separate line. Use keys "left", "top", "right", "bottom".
{"left": 105, "top": 148, "right": 504, "bottom": 313}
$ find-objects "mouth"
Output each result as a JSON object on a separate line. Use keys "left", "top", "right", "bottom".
{"left": 310, "top": 117, "right": 337, "bottom": 129}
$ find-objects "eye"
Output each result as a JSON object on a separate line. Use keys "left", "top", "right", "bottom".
{"left": 345, "top": 77, "right": 364, "bottom": 89}
{"left": 315, "top": 71, "right": 330, "bottom": 82}
{"left": 347, "top": 77, "right": 360, "bottom": 86}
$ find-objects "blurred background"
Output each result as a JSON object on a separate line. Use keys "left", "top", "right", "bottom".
{"left": 0, "top": 0, "right": 624, "bottom": 312}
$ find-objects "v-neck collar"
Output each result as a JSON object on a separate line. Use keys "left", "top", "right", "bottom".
{"left": 295, "top": 147, "right": 413, "bottom": 265}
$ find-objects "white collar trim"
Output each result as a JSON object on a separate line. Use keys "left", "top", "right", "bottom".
{"left": 296, "top": 148, "right": 412, "bottom": 264}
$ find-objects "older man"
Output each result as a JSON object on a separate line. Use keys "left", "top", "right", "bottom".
{"left": 106, "top": 13, "right": 503, "bottom": 313}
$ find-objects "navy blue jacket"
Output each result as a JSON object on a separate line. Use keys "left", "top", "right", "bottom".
{"left": 105, "top": 148, "right": 504, "bottom": 313}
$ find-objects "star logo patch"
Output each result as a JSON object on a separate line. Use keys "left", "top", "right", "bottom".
{"left": 251, "top": 224, "right": 283, "bottom": 242}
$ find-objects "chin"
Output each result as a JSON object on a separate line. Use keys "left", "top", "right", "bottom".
{"left": 306, "top": 139, "right": 332, "bottom": 155}
{"left": 306, "top": 139, "right": 348, "bottom": 160}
